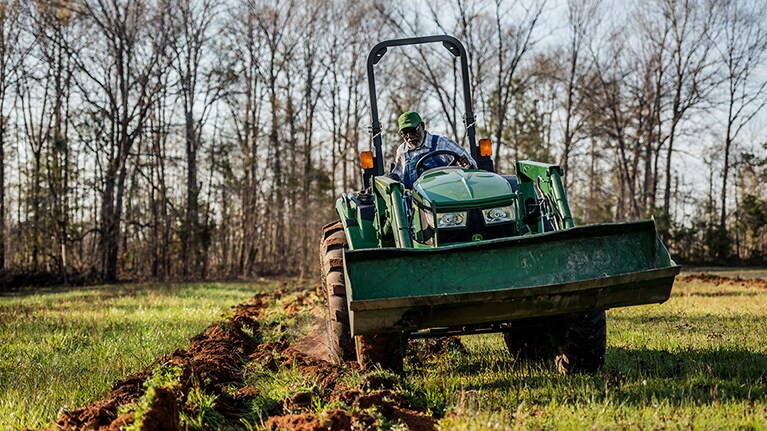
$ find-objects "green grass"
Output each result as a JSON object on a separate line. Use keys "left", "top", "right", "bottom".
{"left": 3, "top": 276, "right": 767, "bottom": 430}
{"left": 238, "top": 276, "right": 767, "bottom": 430}
{"left": 0, "top": 281, "right": 271, "bottom": 430}
{"left": 403, "top": 278, "right": 767, "bottom": 430}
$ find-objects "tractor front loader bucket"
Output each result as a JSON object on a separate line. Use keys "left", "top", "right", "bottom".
{"left": 345, "top": 220, "right": 679, "bottom": 336}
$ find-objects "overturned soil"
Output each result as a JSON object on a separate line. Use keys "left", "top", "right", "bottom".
{"left": 36, "top": 287, "right": 439, "bottom": 431}
{"left": 680, "top": 272, "right": 767, "bottom": 290}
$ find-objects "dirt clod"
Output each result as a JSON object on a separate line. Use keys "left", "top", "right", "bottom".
{"left": 55, "top": 399, "right": 120, "bottom": 431}
{"left": 52, "top": 295, "right": 270, "bottom": 431}
{"left": 41, "top": 287, "right": 439, "bottom": 431}
{"left": 287, "top": 390, "right": 314, "bottom": 410}
{"left": 265, "top": 408, "right": 352, "bottom": 431}
{"left": 139, "top": 387, "right": 180, "bottom": 431}
{"left": 361, "top": 373, "right": 399, "bottom": 391}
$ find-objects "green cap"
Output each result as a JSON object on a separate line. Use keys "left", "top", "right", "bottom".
{"left": 397, "top": 111, "right": 422, "bottom": 131}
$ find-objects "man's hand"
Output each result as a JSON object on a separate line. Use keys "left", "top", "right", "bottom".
{"left": 385, "top": 171, "right": 401, "bottom": 181}
{"left": 456, "top": 155, "right": 472, "bottom": 168}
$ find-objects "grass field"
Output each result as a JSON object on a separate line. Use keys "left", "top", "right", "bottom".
{"left": 0, "top": 281, "right": 270, "bottom": 430}
{"left": 1, "top": 275, "right": 766, "bottom": 430}
{"left": 407, "top": 276, "right": 767, "bottom": 429}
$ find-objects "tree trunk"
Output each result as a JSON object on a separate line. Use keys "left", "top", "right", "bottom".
{"left": 561, "top": 32, "right": 579, "bottom": 188}
{"left": 662, "top": 118, "right": 678, "bottom": 216}
{"left": 0, "top": 121, "right": 4, "bottom": 271}
{"left": 31, "top": 151, "right": 42, "bottom": 271}
{"left": 718, "top": 112, "right": 734, "bottom": 259}
{"left": 184, "top": 110, "right": 199, "bottom": 277}
{"left": 100, "top": 164, "right": 119, "bottom": 282}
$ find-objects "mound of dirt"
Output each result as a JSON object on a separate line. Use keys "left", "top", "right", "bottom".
{"left": 264, "top": 409, "right": 352, "bottom": 431}
{"left": 52, "top": 370, "right": 150, "bottom": 431}
{"left": 138, "top": 387, "right": 180, "bottom": 431}
{"left": 48, "top": 295, "right": 269, "bottom": 431}
{"left": 263, "top": 385, "right": 436, "bottom": 431}
{"left": 680, "top": 273, "right": 767, "bottom": 289}
{"left": 36, "top": 287, "right": 438, "bottom": 431}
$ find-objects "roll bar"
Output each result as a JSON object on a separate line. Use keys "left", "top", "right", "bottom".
{"left": 366, "top": 35, "right": 487, "bottom": 181}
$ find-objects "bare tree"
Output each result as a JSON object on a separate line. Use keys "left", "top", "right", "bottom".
{"left": 75, "top": 0, "right": 174, "bottom": 281}
{"left": 255, "top": 0, "right": 296, "bottom": 273}
{"left": 173, "top": 0, "right": 221, "bottom": 278}
{"left": 490, "top": 0, "right": 545, "bottom": 171}
{"left": 560, "top": 0, "right": 601, "bottom": 186}
{"left": 588, "top": 35, "right": 643, "bottom": 219}
{"left": 0, "top": 0, "right": 23, "bottom": 271}
{"left": 580, "top": 15, "right": 668, "bottom": 222}
{"left": 147, "top": 72, "right": 173, "bottom": 279}
{"left": 221, "top": 0, "right": 267, "bottom": 277}
{"left": 430, "top": 0, "right": 496, "bottom": 131}
{"left": 17, "top": 47, "right": 48, "bottom": 271}
{"left": 659, "top": 0, "right": 718, "bottom": 216}
{"left": 21, "top": 1, "right": 79, "bottom": 277}
{"left": 635, "top": 2, "right": 670, "bottom": 213}
{"left": 716, "top": 0, "right": 767, "bottom": 257}
{"left": 293, "top": 0, "right": 331, "bottom": 275}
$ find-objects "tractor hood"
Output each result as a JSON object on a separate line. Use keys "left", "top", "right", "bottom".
{"left": 413, "top": 168, "right": 514, "bottom": 210}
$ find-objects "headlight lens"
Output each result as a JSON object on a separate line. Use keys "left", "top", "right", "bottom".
{"left": 482, "top": 206, "right": 514, "bottom": 224}
{"left": 421, "top": 209, "right": 435, "bottom": 229}
{"left": 437, "top": 211, "right": 467, "bottom": 229}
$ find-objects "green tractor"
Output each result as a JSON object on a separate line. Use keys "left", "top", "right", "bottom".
{"left": 320, "top": 36, "right": 679, "bottom": 373}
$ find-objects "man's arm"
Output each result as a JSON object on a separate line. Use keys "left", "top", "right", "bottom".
{"left": 389, "top": 144, "right": 406, "bottom": 181}
{"left": 439, "top": 136, "right": 477, "bottom": 168}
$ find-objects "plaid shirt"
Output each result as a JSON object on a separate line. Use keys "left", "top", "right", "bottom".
{"left": 390, "top": 132, "right": 477, "bottom": 181}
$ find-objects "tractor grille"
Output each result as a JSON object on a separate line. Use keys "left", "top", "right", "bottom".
{"left": 437, "top": 209, "right": 516, "bottom": 245}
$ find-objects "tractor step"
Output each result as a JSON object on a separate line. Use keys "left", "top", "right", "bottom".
{"left": 344, "top": 220, "right": 679, "bottom": 336}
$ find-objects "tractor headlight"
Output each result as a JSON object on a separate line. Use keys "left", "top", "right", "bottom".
{"left": 421, "top": 209, "right": 435, "bottom": 229}
{"left": 437, "top": 211, "right": 467, "bottom": 229}
{"left": 482, "top": 206, "right": 514, "bottom": 225}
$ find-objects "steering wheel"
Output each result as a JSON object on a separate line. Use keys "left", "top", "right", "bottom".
{"left": 415, "top": 150, "right": 463, "bottom": 176}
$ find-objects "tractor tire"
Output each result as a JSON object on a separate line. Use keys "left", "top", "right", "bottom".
{"left": 503, "top": 317, "right": 555, "bottom": 361}
{"left": 320, "top": 221, "right": 404, "bottom": 372}
{"left": 505, "top": 222, "right": 606, "bottom": 373}
{"left": 503, "top": 219, "right": 562, "bottom": 361}
{"left": 320, "top": 221, "right": 355, "bottom": 362}
{"left": 553, "top": 310, "right": 606, "bottom": 374}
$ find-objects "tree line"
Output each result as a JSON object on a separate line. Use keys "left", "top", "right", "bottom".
{"left": 1, "top": 0, "right": 767, "bottom": 285}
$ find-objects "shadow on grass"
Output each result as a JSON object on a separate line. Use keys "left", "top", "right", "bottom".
{"left": 431, "top": 345, "right": 767, "bottom": 407}
{"left": 610, "top": 312, "right": 762, "bottom": 327}
{"left": 0, "top": 281, "right": 132, "bottom": 298}
{"left": 0, "top": 280, "right": 266, "bottom": 300}
{"left": 604, "top": 346, "right": 766, "bottom": 405}
{"left": 607, "top": 345, "right": 767, "bottom": 378}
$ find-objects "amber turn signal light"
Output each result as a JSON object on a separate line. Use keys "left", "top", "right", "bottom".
{"left": 360, "top": 151, "right": 374, "bottom": 169}
{"left": 479, "top": 138, "right": 492, "bottom": 157}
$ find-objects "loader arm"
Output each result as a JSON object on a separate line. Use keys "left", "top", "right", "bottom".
{"left": 516, "top": 160, "right": 575, "bottom": 232}
{"left": 372, "top": 175, "right": 412, "bottom": 248}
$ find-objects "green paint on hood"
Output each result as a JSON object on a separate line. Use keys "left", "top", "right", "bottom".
{"left": 413, "top": 168, "right": 513, "bottom": 209}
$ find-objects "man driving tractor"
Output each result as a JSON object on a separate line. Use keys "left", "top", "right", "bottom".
{"left": 390, "top": 111, "right": 477, "bottom": 188}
